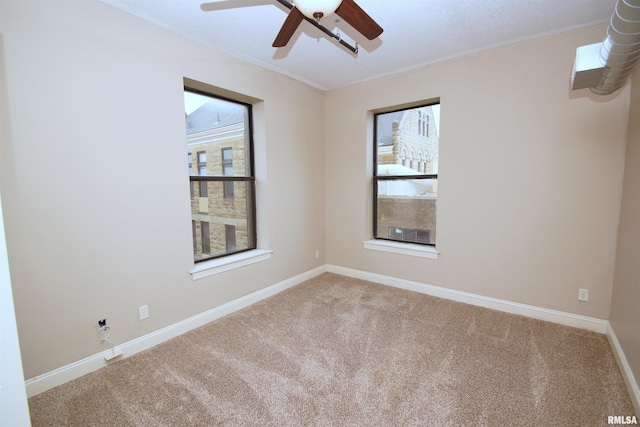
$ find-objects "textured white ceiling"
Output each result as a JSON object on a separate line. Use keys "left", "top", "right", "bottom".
{"left": 99, "top": 0, "right": 616, "bottom": 90}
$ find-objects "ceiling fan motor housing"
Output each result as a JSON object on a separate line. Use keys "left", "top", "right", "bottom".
{"left": 294, "top": 0, "right": 342, "bottom": 20}
{"left": 273, "top": 0, "right": 382, "bottom": 49}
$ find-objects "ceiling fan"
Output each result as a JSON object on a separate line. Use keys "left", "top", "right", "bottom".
{"left": 202, "top": 0, "right": 383, "bottom": 54}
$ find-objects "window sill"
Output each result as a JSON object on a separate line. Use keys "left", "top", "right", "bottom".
{"left": 362, "top": 240, "right": 439, "bottom": 259}
{"left": 190, "top": 249, "right": 273, "bottom": 280}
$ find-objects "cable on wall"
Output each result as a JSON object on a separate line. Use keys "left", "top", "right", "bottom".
{"left": 98, "top": 324, "right": 123, "bottom": 361}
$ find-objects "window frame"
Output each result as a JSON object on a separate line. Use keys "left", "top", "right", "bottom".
{"left": 191, "top": 220, "right": 197, "bottom": 252}
{"left": 188, "top": 153, "right": 194, "bottom": 197}
{"left": 372, "top": 101, "right": 440, "bottom": 248}
{"left": 185, "top": 87, "right": 257, "bottom": 264}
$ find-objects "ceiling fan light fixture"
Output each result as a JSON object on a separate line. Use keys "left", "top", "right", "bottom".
{"left": 294, "top": 0, "right": 342, "bottom": 21}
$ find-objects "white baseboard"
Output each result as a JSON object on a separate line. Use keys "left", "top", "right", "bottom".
{"left": 326, "top": 264, "right": 608, "bottom": 333}
{"left": 25, "top": 265, "right": 327, "bottom": 397}
{"left": 606, "top": 322, "right": 640, "bottom": 415}
{"left": 25, "top": 264, "right": 625, "bottom": 400}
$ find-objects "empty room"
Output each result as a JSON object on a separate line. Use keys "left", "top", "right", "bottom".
{"left": 1, "top": 0, "right": 639, "bottom": 425}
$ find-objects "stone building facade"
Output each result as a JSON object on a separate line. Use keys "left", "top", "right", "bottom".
{"left": 377, "top": 105, "right": 439, "bottom": 174}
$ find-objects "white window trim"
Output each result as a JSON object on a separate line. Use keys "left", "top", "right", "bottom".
{"left": 190, "top": 249, "right": 273, "bottom": 280}
{"left": 362, "top": 239, "right": 439, "bottom": 259}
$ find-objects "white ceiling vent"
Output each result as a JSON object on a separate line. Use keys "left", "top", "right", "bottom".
{"left": 572, "top": 0, "right": 640, "bottom": 95}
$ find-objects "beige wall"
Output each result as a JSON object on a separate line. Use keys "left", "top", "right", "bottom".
{"left": 1, "top": 1, "right": 32, "bottom": 420}
{"left": 610, "top": 68, "right": 640, "bottom": 391}
{"left": 325, "top": 25, "right": 629, "bottom": 319}
{"left": 0, "top": 0, "right": 326, "bottom": 379}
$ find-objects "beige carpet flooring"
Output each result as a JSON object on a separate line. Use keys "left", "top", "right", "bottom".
{"left": 29, "top": 273, "right": 636, "bottom": 426}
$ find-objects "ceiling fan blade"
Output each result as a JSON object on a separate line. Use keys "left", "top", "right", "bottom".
{"left": 201, "top": 0, "right": 270, "bottom": 12}
{"left": 273, "top": 7, "right": 304, "bottom": 47}
{"left": 335, "top": 0, "right": 383, "bottom": 40}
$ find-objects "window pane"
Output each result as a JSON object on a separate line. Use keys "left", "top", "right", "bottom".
{"left": 376, "top": 104, "right": 440, "bottom": 176}
{"left": 190, "top": 179, "right": 255, "bottom": 261}
{"left": 376, "top": 178, "right": 437, "bottom": 245}
{"left": 185, "top": 93, "right": 250, "bottom": 177}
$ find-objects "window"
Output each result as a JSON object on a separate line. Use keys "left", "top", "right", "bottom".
{"left": 185, "top": 88, "right": 256, "bottom": 263}
{"left": 225, "top": 224, "right": 236, "bottom": 252}
{"left": 197, "top": 151, "right": 208, "bottom": 197}
{"left": 418, "top": 110, "right": 430, "bottom": 137}
{"left": 197, "top": 151, "right": 207, "bottom": 175}
{"left": 373, "top": 102, "right": 440, "bottom": 246}
{"left": 201, "top": 221, "right": 211, "bottom": 253}
{"left": 222, "top": 147, "right": 234, "bottom": 198}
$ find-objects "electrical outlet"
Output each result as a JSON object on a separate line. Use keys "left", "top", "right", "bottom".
{"left": 98, "top": 319, "right": 107, "bottom": 332}
{"left": 139, "top": 305, "right": 149, "bottom": 320}
{"left": 315, "top": 250, "right": 320, "bottom": 259}
{"left": 578, "top": 288, "right": 589, "bottom": 302}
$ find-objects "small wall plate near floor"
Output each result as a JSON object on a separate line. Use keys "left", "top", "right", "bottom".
{"left": 578, "top": 288, "right": 589, "bottom": 302}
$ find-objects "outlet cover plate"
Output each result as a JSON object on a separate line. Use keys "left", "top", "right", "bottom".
{"left": 139, "top": 305, "right": 149, "bottom": 320}
{"left": 578, "top": 288, "right": 589, "bottom": 302}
